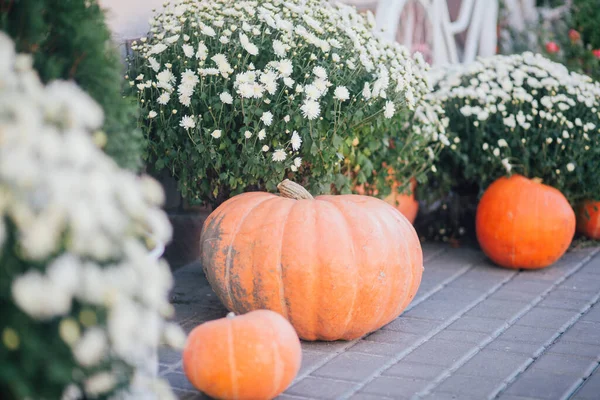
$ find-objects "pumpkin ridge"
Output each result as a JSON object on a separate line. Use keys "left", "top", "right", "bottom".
{"left": 275, "top": 199, "right": 296, "bottom": 320}
{"left": 267, "top": 318, "right": 284, "bottom": 399}
{"left": 324, "top": 199, "right": 360, "bottom": 338}
{"left": 227, "top": 318, "right": 239, "bottom": 400}
{"left": 376, "top": 207, "right": 409, "bottom": 329}
{"left": 225, "top": 196, "right": 279, "bottom": 311}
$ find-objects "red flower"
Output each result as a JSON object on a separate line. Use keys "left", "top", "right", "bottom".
{"left": 545, "top": 41, "right": 560, "bottom": 54}
{"left": 569, "top": 29, "right": 581, "bottom": 42}
{"left": 593, "top": 49, "right": 600, "bottom": 59}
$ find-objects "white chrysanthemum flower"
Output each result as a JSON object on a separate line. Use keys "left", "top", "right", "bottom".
{"left": 283, "top": 77, "right": 294, "bottom": 88}
{"left": 283, "top": 115, "right": 290, "bottom": 123}
{"left": 262, "top": 145, "right": 269, "bottom": 152}
{"left": 258, "top": 129, "right": 266, "bottom": 140}
{"left": 277, "top": 59, "right": 293, "bottom": 77}
{"left": 261, "top": 111, "right": 273, "bottom": 126}
{"left": 201, "top": 24, "right": 216, "bottom": 37}
{"left": 211, "top": 54, "right": 233, "bottom": 76}
{"left": 166, "top": 35, "right": 180, "bottom": 44}
{"left": 493, "top": 148, "right": 500, "bottom": 156}
{"left": 501, "top": 158, "right": 512, "bottom": 173}
{"left": 157, "top": 70, "right": 175, "bottom": 84}
{"left": 179, "top": 115, "right": 195, "bottom": 130}
{"left": 220, "top": 92, "right": 233, "bottom": 104}
{"left": 73, "top": 328, "right": 107, "bottom": 367}
{"left": 182, "top": 44, "right": 194, "bottom": 58}
{"left": 178, "top": 94, "right": 191, "bottom": 107}
{"left": 362, "top": 83, "right": 372, "bottom": 100}
{"left": 294, "top": 157, "right": 302, "bottom": 168}
{"left": 332, "top": 53, "right": 340, "bottom": 63}
{"left": 157, "top": 92, "right": 170, "bottom": 105}
{"left": 244, "top": 130, "right": 252, "bottom": 139}
{"left": 300, "top": 99, "right": 321, "bottom": 120}
{"left": 12, "top": 272, "right": 72, "bottom": 319}
{"left": 195, "top": 42, "right": 208, "bottom": 60}
{"left": 273, "top": 40, "right": 287, "bottom": 57}
{"left": 498, "top": 139, "right": 508, "bottom": 147}
{"left": 291, "top": 131, "right": 302, "bottom": 150}
{"left": 219, "top": 36, "right": 230, "bottom": 44}
{"left": 149, "top": 43, "right": 167, "bottom": 55}
{"left": 148, "top": 111, "right": 157, "bottom": 119}
{"left": 567, "top": 162, "right": 575, "bottom": 172}
{"left": 334, "top": 86, "right": 350, "bottom": 102}
{"left": 312, "top": 66, "right": 327, "bottom": 79}
{"left": 384, "top": 101, "right": 395, "bottom": 119}
{"left": 304, "top": 84, "right": 321, "bottom": 100}
{"left": 272, "top": 149, "right": 287, "bottom": 162}
{"left": 181, "top": 69, "right": 199, "bottom": 87}
{"left": 239, "top": 32, "right": 259, "bottom": 56}
{"left": 84, "top": 372, "right": 116, "bottom": 396}
{"left": 211, "top": 130, "right": 222, "bottom": 139}
{"left": 148, "top": 57, "right": 160, "bottom": 72}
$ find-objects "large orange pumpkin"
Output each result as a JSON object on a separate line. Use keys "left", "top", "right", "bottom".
{"left": 201, "top": 180, "right": 423, "bottom": 341}
{"left": 476, "top": 175, "right": 575, "bottom": 269}
{"left": 183, "top": 310, "right": 301, "bottom": 400}
{"left": 576, "top": 200, "right": 600, "bottom": 240}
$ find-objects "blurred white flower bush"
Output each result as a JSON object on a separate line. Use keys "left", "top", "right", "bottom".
{"left": 0, "top": 33, "right": 184, "bottom": 400}
{"left": 129, "top": 0, "right": 440, "bottom": 206}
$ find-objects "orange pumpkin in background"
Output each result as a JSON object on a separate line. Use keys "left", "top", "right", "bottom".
{"left": 476, "top": 175, "right": 575, "bottom": 269}
{"left": 183, "top": 310, "right": 301, "bottom": 400}
{"left": 200, "top": 180, "right": 423, "bottom": 341}
{"left": 354, "top": 168, "right": 419, "bottom": 224}
{"left": 576, "top": 200, "right": 600, "bottom": 240}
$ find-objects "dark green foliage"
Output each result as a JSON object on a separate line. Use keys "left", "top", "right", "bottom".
{"left": 572, "top": 0, "right": 600, "bottom": 49}
{"left": 0, "top": 0, "right": 144, "bottom": 170}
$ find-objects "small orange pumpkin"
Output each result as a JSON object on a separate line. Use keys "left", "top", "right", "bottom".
{"left": 576, "top": 200, "right": 600, "bottom": 240}
{"left": 355, "top": 171, "right": 419, "bottom": 224}
{"left": 201, "top": 180, "right": 423, "bottom": 341}
{"left": 476, "top": 175, "right": 575, "bottom": 269}
{"left": 183, "top": 310, "right": 301, "bottom": 400}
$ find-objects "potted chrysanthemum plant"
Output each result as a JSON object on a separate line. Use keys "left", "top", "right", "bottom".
{"left": 127, "top": 0, "right": 439, "bottom": 211}
{"left": 430, "top": 52, "right": 600, "bottom": 267}
{"left": 0, "top": 33, "right": 184, "bottom": 400}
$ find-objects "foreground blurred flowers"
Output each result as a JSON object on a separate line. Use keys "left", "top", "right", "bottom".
{"left": 0, "top": 32, "right": 184, "bottom": 399}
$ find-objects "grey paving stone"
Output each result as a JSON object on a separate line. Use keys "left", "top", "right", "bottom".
{"left": 276, "top": 395, "right": 310, "bottom": 400}
{"left": 298, "top": 350, "right": 329, "bottom": 376}
{"left": 496, "top": 394, "right": 547, "bottom": 400}
{"left": 530, "top": 353, "right": 596, "bottom": 376}
{"left": 547, "top": 340, "right": 600, "bottom": 360}
{"left": 559, "top": 274, "right": 600, "bottom": 293}
{"left": 347, "top": 340, "right": 413, "bottom": 357}
{"left": 505, "top": 369, "right": 581, "bottom": 398}
{"left": 287, "top": 376, "right": 357, "bottom": 399}
{"left": 446, "top": 316, "right": 504, "bottom": 333}
{"left": 402, "top": 339, "right": 475, "bottom": 367}
{"left": 515, "top": 307, "right": 576, "bottom": 329}
{"left": 538, "top": 292, "right": 591, "bottom": 311}
{"left": 559, "top": 321, "right": 600, "bottom": 345}
{"left": 488, "top": 288, "right": 540, "bottom": 302}
{"left": 349, "top": 393, "right": 395, "bottom": 400}
{"left": 435, "top": 374, "right": 505, "bottom": 397}
{"left": 382, "top": 316, "right": 440, "bottom": 334}
{"left": 446, "top": 267, "right": 514, "bottom": 291}
{"left": 433, "top": 329, "right": 491, "bottom": 344}
{"left": 498, "top": 279, "right": 555, "bottom": 295}
{"left": 456, "top": 349, "right": 532, "bottom": 378}
{"left": 583, "top": 304, "right": 600, "bottom": 322}
{"left": 301, "top": 340, "right": 355, "bottom": 353}
{"left": 573, "top": 368, "right": 600, "bottom": 399}
{"left": 496, "top": 325, "right": 557, "bottom": 344}
{"left": 175, "top": 389, "right": 211, "bottom": 399}
{"left": 420, "top": 392, "right": 482, "bottom": 400}
{"left": 360, "top": 376, "right": 429, "bottom": 398}
{"left": 424, "top": 247, "right": 483, "bottom": 269}
{"left": 383, "top": 361, "right": 446, "bottom": 379}
{"left": 159, "top": 348, "right": 183, "bottom": 366}
{"left": 427, "top": 286, "right": 483, "bottom": 303}
{"left": 166, "top": 372, "right": 197, "bottom": 392}
{"left": 364, "top": 330, "right": 421, "bottom": 345}
{"left": 486, "top": 339, "right": 545, "bottom": 356}
{"left": 465, "top": 298, "right": 528, "bottom": 320}
{"left": 402, "top": 299, "right": 471, "bottom": 321}
{"left": 312, "top": 352, "right": 388, "bottom": 382}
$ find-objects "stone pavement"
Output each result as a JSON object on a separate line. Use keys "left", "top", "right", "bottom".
{"left": 160, "top": 243, "right": 600, "bottom": 399}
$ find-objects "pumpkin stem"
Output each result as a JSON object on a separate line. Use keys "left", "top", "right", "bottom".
{"left": 277, "top": 179, "right": 314, "bottom": 200}
{"left": 531, "top": 177, "right": 543, "bottom": 184}
{"left": 226, "top": 312, "right": 236, "bottom": 319}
